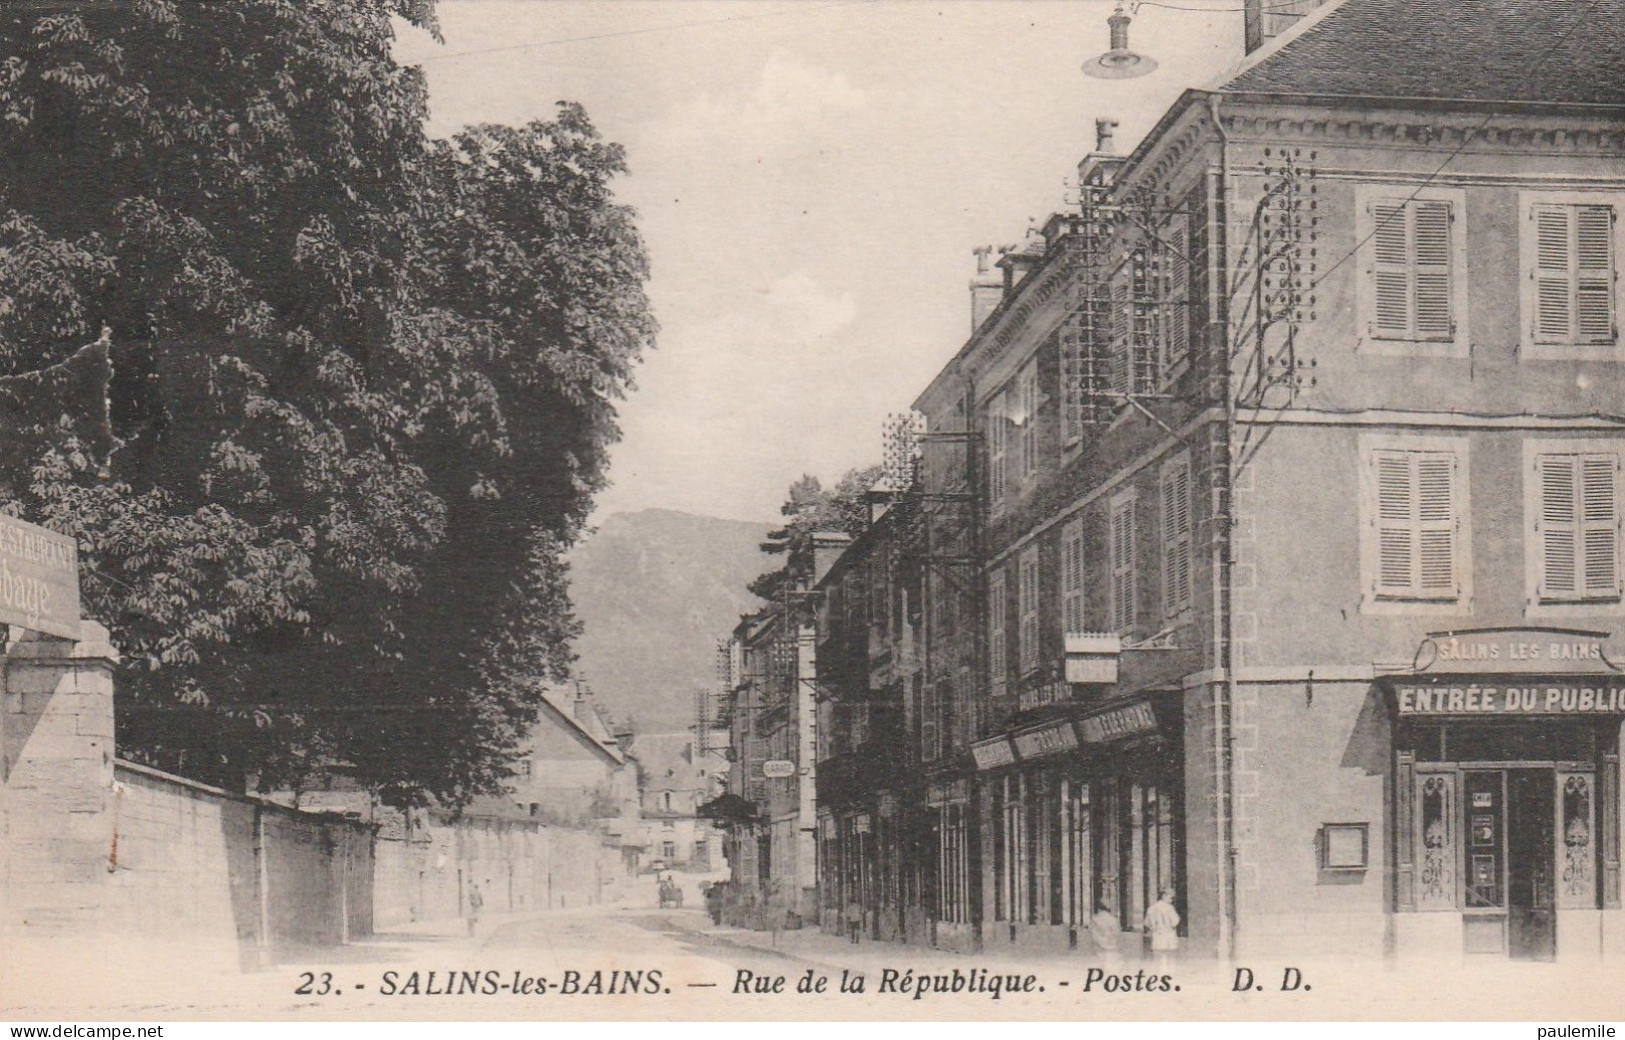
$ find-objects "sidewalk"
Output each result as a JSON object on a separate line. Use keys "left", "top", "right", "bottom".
{"left": 682, "top": 917, "right": 1242, "bottom": 987}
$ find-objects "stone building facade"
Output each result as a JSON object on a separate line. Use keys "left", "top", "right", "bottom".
{"left": 811, "top": 0, "right": 1625, "bottom": 962}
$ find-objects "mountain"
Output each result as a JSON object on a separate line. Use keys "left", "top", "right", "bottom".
{"left": 566, "top": 508, "right": 771, "bottom": 734}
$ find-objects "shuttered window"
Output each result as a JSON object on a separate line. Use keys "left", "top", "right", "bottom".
{"left": 1109, "top": 269, "right": 1131, "bottom": 396}
{"left": 1535, "top": 452, "right": 1620, "bottom": 602}
{"left": 1161, "top": 459, "right": 1193, "bottom": 617}
{"left": 1110, "top": 493, "right": 1137, "bottom": 633}
{"left": 1531, "top": 203, "right": 1616, "bottom": 346}
{"left": 1061, "top": 518, "right": 1085, "bottom": 636}
{"left": 1161, "top": 214, "right": 1191, "bottom": 377}
{"left": 1018, "top": 547, "right": 1040, "bottom": 674}
{"left": 1018, "top": 361, "right": 1039, "bottom": 479}
{"left": 1368, "top": 198, "right": 1455, "bottom": 341}
{"left": 989, "top": 570, "right": 1008, "bottom": 697}
{"left": 988, "top": 390, "right": 1007, "bottom": 508}
{"left": 1371, "top": 449, "right": 1459, "bottom": 599}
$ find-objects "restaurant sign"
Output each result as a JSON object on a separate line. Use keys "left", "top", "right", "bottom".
{"left": 0, "top": 514, "right": 80, "bottom": 640}
{"left": 970, "top": 736, "right": 1017, "bottom": 771}
{"left": 1078, "top": 701, "right": 1159, "bottom": 743}
{"left": 1392, "top": 679, "right": 1625, "bottom": 716}
{"left": 1013, "top": 720, "right": 1079, "bottom": 760}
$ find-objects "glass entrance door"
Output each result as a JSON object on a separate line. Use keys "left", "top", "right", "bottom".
{"left": 1507, "top": 770, "right": 1556, "bottom": 961}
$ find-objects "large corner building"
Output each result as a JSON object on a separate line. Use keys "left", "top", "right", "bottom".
{"left": 811, "top": 0, "right": 1625, "bottom": 963}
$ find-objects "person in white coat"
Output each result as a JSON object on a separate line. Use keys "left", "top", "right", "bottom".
{"left": 1143, "top": 887, "right": 1180, "bottom": 968}
{"left": 1089, "top": 900, "right": 1120, "bottom": 963}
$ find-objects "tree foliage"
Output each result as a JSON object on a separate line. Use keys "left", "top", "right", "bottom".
{"left": 0, "top": 1, "right": 655, "bottom": 806}
{"left": 747, "top": 466, "right": 881, "bottom": 602}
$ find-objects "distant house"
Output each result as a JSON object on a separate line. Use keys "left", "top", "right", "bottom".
{"left": 629, "top": 732, "right": 725, "bottom": 871}
{"left": 498, "top": 685, "right": 640, "bottom": 835}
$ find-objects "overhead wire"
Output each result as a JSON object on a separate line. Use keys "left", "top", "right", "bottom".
{"left": 409, "top": 0, "right": 876, "bottom": 63}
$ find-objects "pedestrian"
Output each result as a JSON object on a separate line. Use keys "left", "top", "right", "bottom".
{"left": 844, "top": 897, "right": 863, "bottom": 944}
{"left": 1143, "top": 887, "right": 1181, "bottom": 968}
{"left": 466, "top": 881, "right": 484, "bottom": 937}
{"left": 1090, "top": 900, "right": 1120, "bottom": 962}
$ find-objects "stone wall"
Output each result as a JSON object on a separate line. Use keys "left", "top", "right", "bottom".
{"left": 101, "top": 761, "right": 374, "bottom": 964}
{"left": 373, "top": 809, "right": 623, "bottom": 928}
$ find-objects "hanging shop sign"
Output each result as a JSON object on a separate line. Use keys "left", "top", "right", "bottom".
{"left": 1065, "top": 632, "right": 1122, "bottom": 685}
{"left": 1019, "top": 677, "right": 1072, "bottom": 712}
{"left": 0, "top": 514, "right": 80, "bottom": 640}
{"left": 970, "top": 736, "right": 1017, "bottom": 771}
{"left": 1013, "top": 720, "right": 1080, "bottom": 760}
{"left": 761, "top": 760, "right": 796, "bottom": 779}
{"left": 1078, "top": 700, "right": 1159, "bottom": 743}
{"left": 1413, "top": 627, "right": 1620, "bottom": 675}
{"left": 1391, "top": 679, "right": 1625, "bottom": 716}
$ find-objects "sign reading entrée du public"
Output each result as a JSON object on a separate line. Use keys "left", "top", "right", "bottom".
{"left": 1393, "top": 680, "right": 1625, "bottom": 715}
{"left": 0, "top": 513, "right": 80, "bottom": 640}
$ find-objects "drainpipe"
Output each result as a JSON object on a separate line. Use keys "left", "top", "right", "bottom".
{"left": 1208, "top": 91, "right": 1238, "bottom": 964}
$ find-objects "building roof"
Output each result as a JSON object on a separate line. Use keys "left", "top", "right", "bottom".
{"left": 1221, "top": 0, "right": 1625, "bottom": 106}
{"left": 533, "top": 687, "right": 627, "bottom": 767}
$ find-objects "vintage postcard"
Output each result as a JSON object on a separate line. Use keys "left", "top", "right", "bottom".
{"left": 2, "top": 0, "right": 1624, "bottom": 1026}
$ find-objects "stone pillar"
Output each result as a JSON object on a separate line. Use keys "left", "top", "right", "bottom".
{"left": 1, "top": 621, "right": 119, "bottom": 932}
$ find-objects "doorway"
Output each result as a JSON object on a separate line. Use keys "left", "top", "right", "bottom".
{"left": 1506, "top": 770, "right": 1555, "bottom": 961}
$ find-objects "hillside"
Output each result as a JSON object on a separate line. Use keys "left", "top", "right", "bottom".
{"left": 566, "top": 508, "right": 771, "bottom": 734}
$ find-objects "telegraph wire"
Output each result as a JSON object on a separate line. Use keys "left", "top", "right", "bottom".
{"left": 409, "top": 0, "right": 876, "bottom": 63}
{"left": 1306, "top": 0, "right": 1596, "bottom": 292}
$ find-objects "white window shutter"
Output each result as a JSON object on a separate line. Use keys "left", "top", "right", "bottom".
{"left": 1413, "top": 201, "right": 1454, "bottom": 341}
{"left": 1111, "top": 498, "right": 1136, "bottom": 632}
{"left": 1575, "top": 205, "right": 1616, "bottom": 344}
{"left": 1110, "top": 274, "right": 1130, "bottom": 395}
{"left": 1375, "top": 451, "right": 1416, "bottom": 593}
{"left": 1416, "top": 454, "right": 1455, "bottom": 594}
{"left": 1540, "top": 455, "right": 1579, "bottom": 598}
{"left": 1161, "top": 463, "right": 1192, "bottom": 615}
{"left": 1371, "top": 200, "right": 1411, "bottom": 338}
{"left": 1581, "top": 455, "right": 1619, "bottom": 598}
{"left": 1533, "top": 205, "right": 1574, "bottom": 343}
{"left": 989, "top": 571, "right": 1007, "bottom": 695}
{"left": 1163, "top": 217, "right": 1190, "bottom": 373}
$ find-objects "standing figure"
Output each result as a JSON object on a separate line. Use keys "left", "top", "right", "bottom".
{"left": 1089, "top": 900, "right": 1120, "bottom": 963}
{"left": 1143, "top": 887, "right": 1181, "bottom": 968}
{"left": 845, "top": 897, "right": 863, "bottom": 944}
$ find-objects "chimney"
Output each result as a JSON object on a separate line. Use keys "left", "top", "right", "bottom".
{"left": 1244, "top": 0, "right": 1331, "bottom": 55}
{"left": 969, "top": 245, "right": 1003, "bottom": 332}
{"left": 810, "top": 530, "right": 853, "bottom": 586}
{"left": 1095, "top": 117, "right": 1119, "bottom": 155}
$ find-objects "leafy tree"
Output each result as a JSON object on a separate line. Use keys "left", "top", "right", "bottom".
{"left": 0, "top": 1, "right": 655, "bottom": 806}
{"left": 747, "top": 466, "right": 881, "bottom": 601}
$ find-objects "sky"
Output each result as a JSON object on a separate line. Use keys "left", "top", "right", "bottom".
{"left": 395, "top": 0, "right": 1248, "bottom": 524}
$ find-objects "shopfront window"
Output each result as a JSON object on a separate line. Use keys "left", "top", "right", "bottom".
{"left": 1397, "top": 716, "right": 1619, "bottom": 960}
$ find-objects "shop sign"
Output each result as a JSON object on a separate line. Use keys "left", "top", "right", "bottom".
{"left": 1013, "top": 721, "right": 1079, "bottom": 760}
{"left": 854, "top": 813, "right": 871, "bottom": 834}
{"left": 0, "top": 515, "right": 80, "bottom": 640}
{"left": 1019, "top": 678, "right": 1071, "bottom": 712}
{"left": 971, "top": 736, "right": 1017, "bottom": 770}
{"left": 761, "top": 759, "right": 795, "bottom": 778}
{"left": 1078, "top": 701, "right": 1159, "bottom": 743}
{"left": 1393, "top": 680, "right": 1625, "bottom": 716}
{"left": 1414, "top": 627, "right": 1619, "bottom": 675}
{"left": 1065, "top": 632, "right": 1121, "bottom": 684}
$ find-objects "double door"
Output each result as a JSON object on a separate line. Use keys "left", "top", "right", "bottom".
{"left": 1462, "top": 769, "right": 1556, "bottom": 960}
{"left": 1429, "top": 764, "right": 1600, "bottom": 960}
